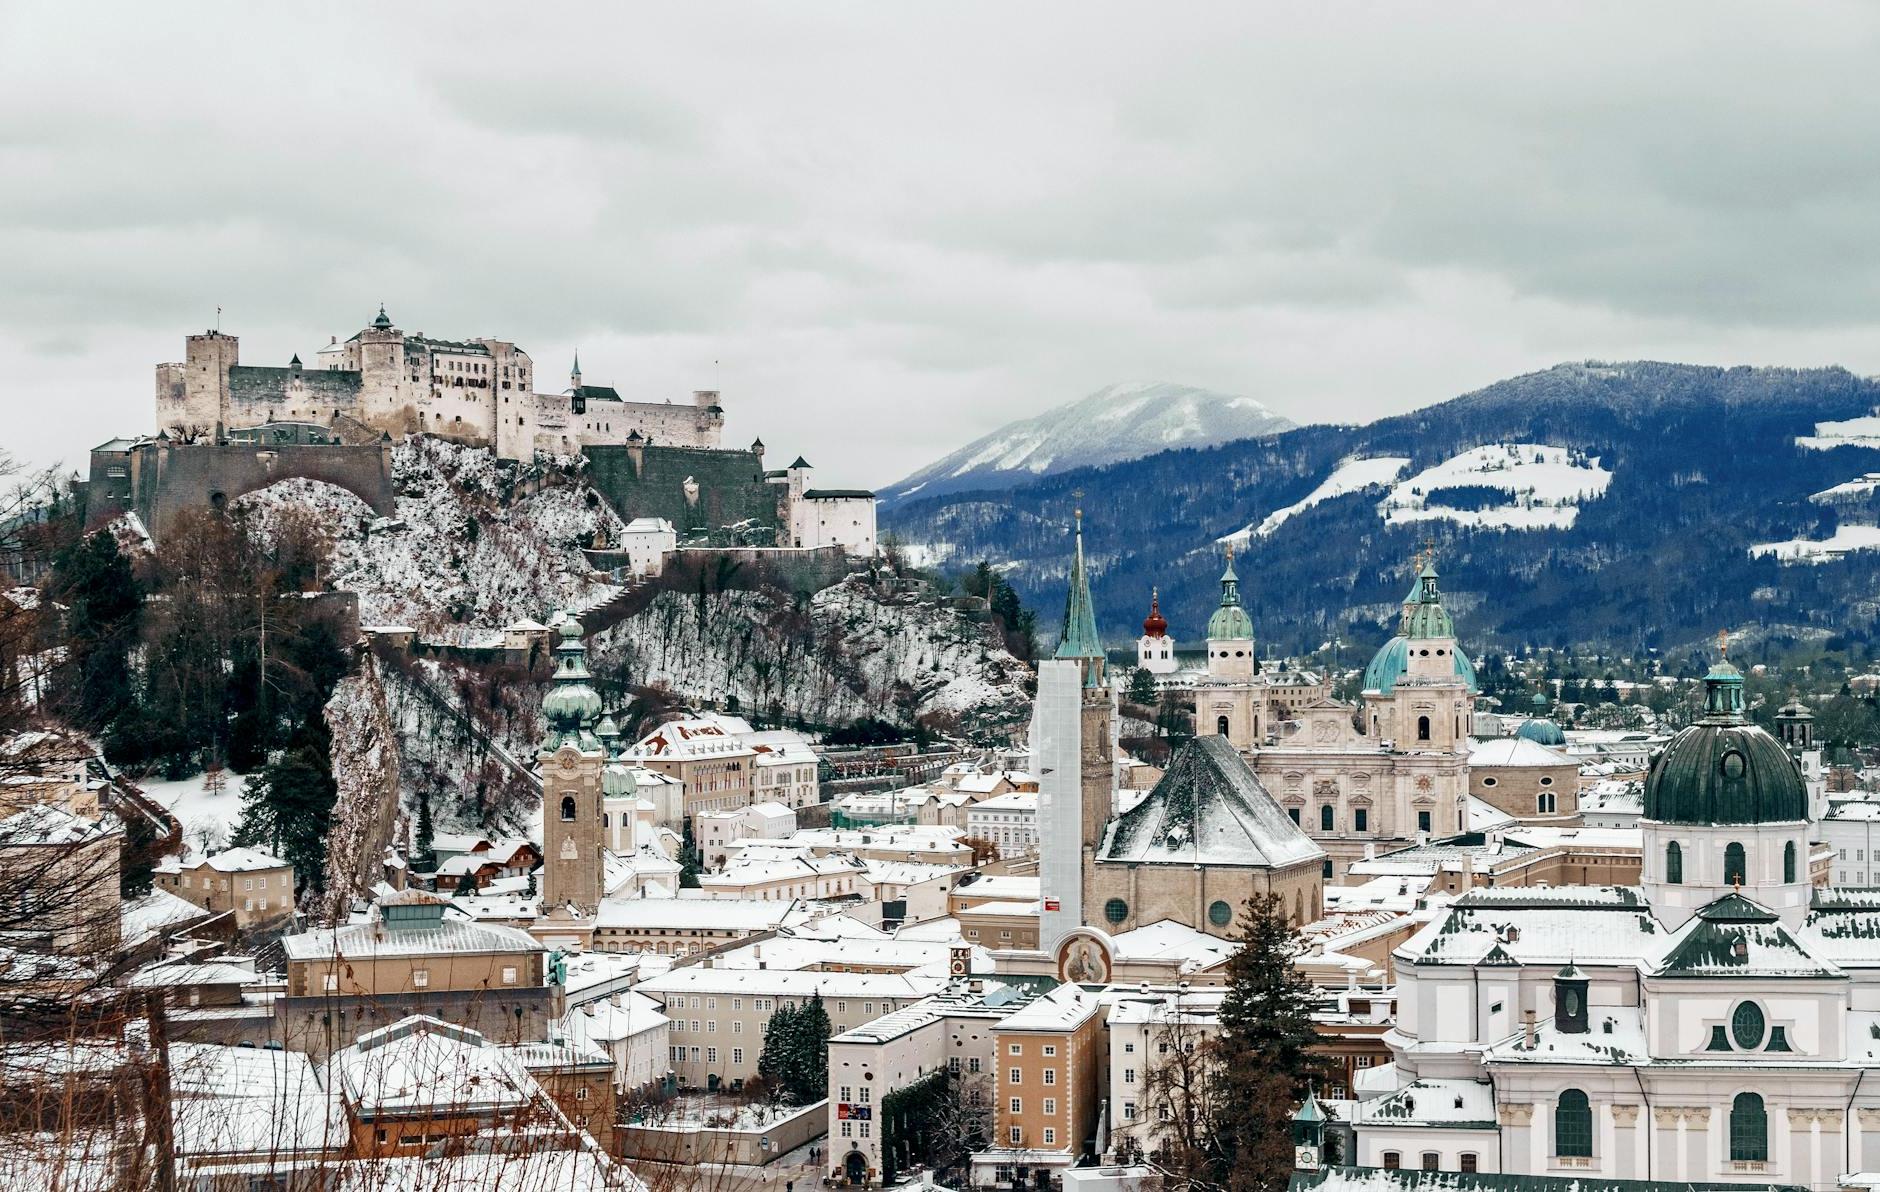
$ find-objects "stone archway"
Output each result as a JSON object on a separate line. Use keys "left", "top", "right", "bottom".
{"left": 845, "top": 1150, "right": 867, "bottom": 1185}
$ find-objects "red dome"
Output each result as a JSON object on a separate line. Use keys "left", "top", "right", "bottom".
{"left": 1142, "top": 588, "right": 1168, "bottom": 638}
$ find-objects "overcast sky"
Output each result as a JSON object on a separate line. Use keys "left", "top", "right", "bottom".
{"left": 5, "top": 2, "right": 1880, "bottom": 485}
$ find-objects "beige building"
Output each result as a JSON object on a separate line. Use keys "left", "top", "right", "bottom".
{"left": 276, "top": 891, "right": 552, "bottom": 1059}
{"left": 698, "top": 848, "right": 868, "bottom": 901}
{"left": 154, "top": 846, "right": 296, "bottom": 930}
{"left": 624, "top": 714, "right": 758, "bottom": 817}
{"left": 636, "top": 966, "right": 943, "bottom": 1089}
{"left": 0, "top": 802, "right": 122, "bottom": 958}
{"left": 1467, "top": 736, "right": 1581, "bottom": 824}
{"left": 975, "top": 983, "right": 1109, "bottom": 1185}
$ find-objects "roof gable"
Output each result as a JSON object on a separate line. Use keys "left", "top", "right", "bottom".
{"left": 1098, "top": 735, "right": 1322, "bottom": 868}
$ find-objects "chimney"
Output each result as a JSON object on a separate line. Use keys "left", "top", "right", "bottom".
{"left": 1522, "top": 1009, "right": 1538, "bottom": 1048}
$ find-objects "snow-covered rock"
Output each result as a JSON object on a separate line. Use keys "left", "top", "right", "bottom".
{"left": 882, "top": 381, "right": 1293, "bottom": 506}
{"left": 234, "top": 438, "right": 623, "bottom": 642}
{"left": 591, "top": 577, "right": 1032, "bottom": 735}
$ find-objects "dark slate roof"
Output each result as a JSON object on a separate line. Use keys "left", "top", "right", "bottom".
{"left": 1097, "top": 736, "right": 1323, "bottom": 868}
{"left": 572, "top": 385, "right": 623, "bottom": 402}
{"left": 1653, "top": 893, "right": 1841, "bottom": 980}
{"left": 803, "top": 488, "right": 875, "bottom": 500}
{"left": 1642, "top": 720, "right": 1805, "bottom": 825}
{"left": 789, "top": 456, "right": 812, "bottom": 469}
{"left": 1290, "top": 1167, "right": 1808, "bottom": 1192}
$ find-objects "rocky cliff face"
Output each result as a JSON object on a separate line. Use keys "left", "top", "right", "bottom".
{"left": 590, "top": 575, "right": 1033, "bottom": 737}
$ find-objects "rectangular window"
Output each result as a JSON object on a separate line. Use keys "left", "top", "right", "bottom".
{"left": 1355, "top": 808, "right": 1369, "bottom": 832}
{"left": 1010, "top": 1068, "right": 1022, "bottom": 1084}
{"left": 1043, "top": 1128, "right": 1056, "bottom": 1146}
{"left": 324, "top": 974, "right": 338, "bottom": 992}
{"left": 1043, "top": 1069, "right": 1057, "bottom": 1085}
{"left": 859, "top": 1122, "right": 870, "bottom": 1139}
{"left": 1009, "top": 1127, "right": 1022, "bottom": 1145}
{"left": 733, "top": 1048, "right": 744, "bottom": 1064}
{"left": 1123, "top": 1102, "right": 1136, "bottom": 1121}
{"left": 1124, "top": 1068, "right": 1136, "bottom": 1084}
{"left": 841, "top": 1122, "right": 852, "bottom": 1138}
{"left": 968, "top": 1057, "right": 981, "bottom": 1074}
{"left": 502, "top": 966, "right": 517, "bottom": 985}
{"left": 1043, "top": 1098, "right": 1056, "bottom": 1116}
{"left": 1010, "top": 1098, "right": 1022, "bottom": 1114}
{"left": 858, "top": 1087, "right": 870, "bottom": 1104}
{"left": 840, "top": 1086, "right": 853, "bottom": 1102}
{"left": 1417, "top": 811, "right": 1432, "bottom": 833}
{"left": 1421, "top": 1153, "right": 1439, "bottom": 1171}
{"left": 1041, "top": 1045, "right": 1057, "bottom": 1057}
{"left": 412, "top": 969, "right": 429, "bottom": 988}
{"left": 1383, "top": 1153, "right": 1400, "bottom": 1170}
{"left": 1010, "top": 1043, "right": 1022, "bottom": 1055}
{"left": 707, "top": 1048, "right": 718, "bottom": 1063}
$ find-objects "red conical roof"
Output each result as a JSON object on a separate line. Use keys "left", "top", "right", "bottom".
{"left": 1142, "top": 588, "right": 1168, "bottom": 638}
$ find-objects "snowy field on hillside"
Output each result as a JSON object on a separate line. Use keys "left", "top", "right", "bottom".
{"left": 1812, "top": 473, "right": 1880, "bottom": 502}
{"left": 1221, "top": 455, "right": 1409, "bottom": 544}
{"left": 1798, "top": 414, "right": 1880, "bottom": 451}
{"left": 1378, "top": 444, "right": 1612, "bottom": 530}
{"left": 141, "top": 770, "right": 249, "bottom": 852}
{"left": 1750, "top": 525, "right": 1880, "bottom": 563}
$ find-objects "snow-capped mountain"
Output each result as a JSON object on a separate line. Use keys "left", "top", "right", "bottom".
{"left": 880, "top": 381, "right": 1294, "bottom": 506}
{"left": 882, "top": 361, "right": 1880, "bottom": 655}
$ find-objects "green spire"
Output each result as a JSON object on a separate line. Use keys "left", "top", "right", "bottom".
{"left": 1054, "top": 509, "right": 1106, "bottom": 687}
{"left": 540, "top": 614, "right": 603, "bottom": 753}
{"left": 1402, "top": 557, "right": 1455, "bottom": 640}
{"left": 373, "top": 303, "right": 392, "bottom": 330}
{"left": 1206, "top": 544, "right": 1255, "bottom": 641}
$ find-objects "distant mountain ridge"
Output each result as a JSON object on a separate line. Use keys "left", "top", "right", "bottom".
{"left": 880, "top": 381, "right": 1293, "bottom": 506}
{"left": 882, "top": 361, "right": 1880, "bottom": 660}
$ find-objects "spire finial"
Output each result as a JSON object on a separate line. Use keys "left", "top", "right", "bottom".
{"left": 1225, "top": 541, "right": 1234, "bottom": 565}
{"left": 1718, "top": 628, "right": 1729, "bottom": 658}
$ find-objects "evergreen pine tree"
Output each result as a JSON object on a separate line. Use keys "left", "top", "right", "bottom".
{"left": 1208, "top": 893, "right": 1327, "bottom": 1192}
{"left": 679, "top": 817, "right": 702, "bottom": 888}
{"left": 49, "top": 530, "right": 141, "bottom": 735}
{"left": 412, "top": 788, "right": 437, "bottom": 873}
{"left": 231, "top": 744, "right": 335, "bottom": 894}
{"left": 757, "top": 1001, "right": 801, "bottom": 1100}
{"left": 1127, "top": 666, "right": 1158, "bottom": 705}
{"left": 790, "top": 992, "right": 831, "bottom": 1103}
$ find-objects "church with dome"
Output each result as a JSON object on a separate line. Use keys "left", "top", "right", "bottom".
{"left": 1146, "top": 553, "right": 1481, "bottom": 879}
{"left": 1350, "top": 659, "right": 1874, "bottom": 1190}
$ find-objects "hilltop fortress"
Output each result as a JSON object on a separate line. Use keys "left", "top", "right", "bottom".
{"left": 155, "top": 306, "right": 723, "bottom": 460}
{"left": 91, "top": 308, "right": 876, "bottom": 554}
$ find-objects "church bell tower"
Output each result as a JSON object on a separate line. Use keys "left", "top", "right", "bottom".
{"left": 538, "top": 614, "right": 606, "bottom": 916}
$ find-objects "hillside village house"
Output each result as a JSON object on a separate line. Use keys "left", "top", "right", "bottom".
{"left": 624, "top": 715, "right": 757, "bottom": 817}
{"left": 695, "top": 801, "right": 796, "bottom": 869}
{"left": 967, "top": 790, "right": 1040, "bottom": 856}
{"left": 154, "top": 846, "right": 296, "bottom": 930}
{"left": 589, "top": 898, "right": 812, "bottom": 956}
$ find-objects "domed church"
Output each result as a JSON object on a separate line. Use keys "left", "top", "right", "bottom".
{"left": 1354, "top": 659, "right": 1874, "bottom": 1190}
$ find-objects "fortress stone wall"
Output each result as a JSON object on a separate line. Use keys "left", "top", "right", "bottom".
{"left": 584, "top": 443, "right": 781, "bottom": 536}
{"left": 89, "top": 439, "right": 395, "bottom": 539}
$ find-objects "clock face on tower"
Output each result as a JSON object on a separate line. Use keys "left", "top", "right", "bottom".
{"left": 1295, "top": 1145, "right": 1319, "bottom": 1171}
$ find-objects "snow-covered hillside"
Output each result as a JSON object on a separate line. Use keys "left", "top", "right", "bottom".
{"left": 1798, "top": 413, "right": 1880, "bottom": 450}
{"left": 235, "top": 438, "right": 623, "bottom": 643}
{"left": 883, "top": 382, "right": 1293, "bottom": 505}
{"left": 1379, "top": 444, "right": 1612, "bottom": 530}
{"left": 232, "top": 435, "right": 1032, "bottom": 738}
{"left": 1220, "top": 455, "right": 1410, "bottom": 545}
{"left": 1751, "top": 526, "right": 1880, "bottom": 564}
{"left": 591, "top": 577, "right": 1032, "bottom": 736}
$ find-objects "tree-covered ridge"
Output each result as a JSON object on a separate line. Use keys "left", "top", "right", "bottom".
{"left": 886, "top": 362, "right": 1880, "bottom": 662}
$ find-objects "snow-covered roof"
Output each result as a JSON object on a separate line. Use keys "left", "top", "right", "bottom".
{"left": 169, "top": 1041, "right": 342, "bottom": 1161}
{"left": 1351, "top": 1078, "right": 1498, "bottom": 1130}
{"left": 626, "top": 714, "right": 758, "bottom": 760}
{"left": 331, "top": 1016, "right": 537, "bottom": 1116}
{"left": 1397, "top": 886, "right": 1662, "bottom": 968}
{"left": 996, "top": 981, "right": 1103, "bottom": 1032}
{"left": 1098, "top": 735, "right": 1323, "bottom": 869}
{"left": 593, "top": 898, "right": 804, "bottom": 931}
{"left": 0, "top": 801, "right": 115, "bottom": 845}
{"left": 954, "top": 875, "right": 1041, "bottom": 900}
{"left": 1468, "top": 737, "right": 1574, "bottom": 769}
{"left": 636, "top": 966, "right": 943, "bottom": 1001}
{"left": 971, "top": 791, "right": 1039, "bottom": 812}
{"left": 1107, "top": 919, "right": 1236, "bottom": 970}
{"left": 129, "top": 960, "right": 260, "bottom": 988}
{"left": 281, "top": 918, "right": 542, "bottom": 962}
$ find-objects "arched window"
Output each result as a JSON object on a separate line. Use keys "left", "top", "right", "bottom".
{"left": 1729, "top": 1092, "right": 1767, "bottom": 1162}
{"left": 1784, "top": 840, "right": 1797, "bottom": 883}
{"left": 1725, "top": 842, "right": 1747, "bottom": 886}
{"left": 1417, "top": 715, "right": 1431, "bottom": 741}
{"left": 1320, "top": 805, "right": 1335, "bottom": 832}
{"left": 560, "top": 795, "right": 576, "bottom": 821}
{"left": 1217, "top": 716, "right": 1230, "bottom": 737}
{"left": 1666, "top": 841, "right": 1683, "bottom": 885}
{"left": 1554, "top": 1089, "right": 1592, "bottom": 1158}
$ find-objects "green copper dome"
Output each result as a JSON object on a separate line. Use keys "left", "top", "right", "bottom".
{"left": 540, "top": 616, "right": 603, "bottom": 753}
{"left": 602, "top": 760, "right": 637, "bottom": 799}
{"left": 1207, "top": 553, "right": 1254, "bottom": 641}
{"left": 1517, "top": 718, "right": 1567, "bottom": 747}
{"left": 1361, "top": 634, "right": 1478, "bottom": 694}
{"left": 1642, "top": 660, "right": 1805, "bottom": 825}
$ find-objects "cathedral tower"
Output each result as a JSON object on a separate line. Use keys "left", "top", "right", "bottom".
{"left": 538, "top": 615, "right": 606, "bottom": 916}
{"left": 1054, "top": 509, "right": 1107, "bottom": 690}
{"left": 1136, "top": 588, "right": 1177, "bottom": 674}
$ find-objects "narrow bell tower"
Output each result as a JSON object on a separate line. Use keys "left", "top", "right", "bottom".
{"left": 538, "top": 614, "right": 606, "bottom": 916}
